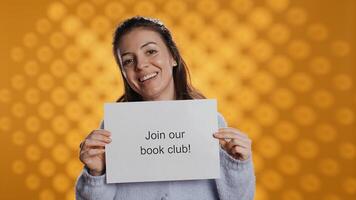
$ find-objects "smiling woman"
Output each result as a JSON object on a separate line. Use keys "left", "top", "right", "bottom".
{"left": 76, "top": 16, "right": 255, "bottom": 200}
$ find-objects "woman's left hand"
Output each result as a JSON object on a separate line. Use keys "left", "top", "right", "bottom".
{"left": 213, "top": 127, "right": 252, "bottom": 161}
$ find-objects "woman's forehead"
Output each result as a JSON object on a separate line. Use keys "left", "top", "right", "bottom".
{"left": 119, "top": 27, "right": 165, "bottom": 49}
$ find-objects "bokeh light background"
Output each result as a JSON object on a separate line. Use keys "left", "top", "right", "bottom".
{"left": 0, "top": 0, "right": 355, "bottom": 199}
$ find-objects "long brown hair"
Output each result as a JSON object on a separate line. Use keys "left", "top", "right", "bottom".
{"left": 112, "top": 16, "right": 205, "bottom": 102}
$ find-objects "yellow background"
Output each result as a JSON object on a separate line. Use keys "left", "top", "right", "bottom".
{"left": 0, "top": 0, "right": 355, "bottom": 199}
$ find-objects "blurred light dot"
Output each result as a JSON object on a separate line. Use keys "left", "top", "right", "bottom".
{"left": 343, "top": 177, "right": 356, "bottom": 194}
{"left": 0, "top": 88, "right": 11, "bottom": 103}
{"left": 12, "top": 160, "right": 26, "bottom": 174}
{"left": 24, "top": 60, "right": 40, "bottom": 76}
{"left": 248, "top": 7, "right": 273, "bottom": 30}
{"left": 65, "top": 101, "right": 85, "bottom": 121}
{"left": 274, "top": 120, "right": 298, "bottom": 142}
{"left": 66, "top": 159, "right": 83, "bottom": 179}
{"left": 323, "top": 194, "right": 341, "bottom": 200}
{"left": 282, "top": 189, "right": 303, "bottom": 200}
{"left": 65, "top": 129, "right": 84, "bottom": 150}
{"left": 266, "top": 0, "right": 289, "bottom": 12}
{"left": 312, "top": 90, "right": 334, "bottom": 108}
{"left": 268, "top": 23, "right": 290, "bottom": 45}
{"left": 288, "top": 40, "right": 310, "bottom": 60}
{"left": 52, "top": 173, "right": 70, "bottom": 192}
{"left": 255, "top": 185, "right": 269, "bottom": 200}
{"left": 230, "top": 0, "right": 253, "bottom": 14}
{"left": 11, "top": 102, "right": 26, "bottom": 118}
{"left": 254, "top": 103, "right": 279, "bottom": 126}
{"left": 50, "top": 59, "right": 68, "bottom": 77}
{"left": 50, "top": 32, "right": 67, "bottom": 49}
{"left": 36, "top": 18, "right": 52, "bottom": 34}
{"left": 134, "top": 0, "right": 156, "bottom": 16}
{"left": 52, "top": 115, "right": 70, "bottom": 135}
{"left": 234, "top": 55, "right": 257, "bottom": 78}
{"left": 66, "top": 189, "right": 75, "bottom": 200}
{"left": 64, "top": 45, "right": 82, "bottom": 63}
{"left": 296, "top": 139, "right": 319, "bottom": 159}
{"left": 25, "top": 88, "right": 41, "bottom": 104}
{"left": 331, "top": 40, "right": 351, "bottom": 57}
{"left": 249, "top": 40, "right": 273, "bottom": 62}
{"left": 12, "top": 131, "right": 26, "bottom": 146}
{"left": 314, "top": 124, "right": 336, "bottom": 143}
{"left": 39, "top": 159, "right": 56, "bottom": 177}
{"left": 335, "top": 107, "right": 354, "bottom": 125}
{"left": 23, "top": 32, "right": 38, "bottom": 48}
{"left": 251, "top": 71, "right": 275, "bottom": 94}
{"left": 293, "top": 106, "right": 317, "bottom": 126}
{"left": 339, "top": 142, "right": 355, "bottom": 160}
{"left": 91, "top": 16, "right": 111, "bottom": 35}
{"left": 309, "top": 56, "right": 331, "bottom": 75}
{"left": 257, "top": 136, "right": 281, "bottom": 158}
{"left": 318, "top": 158, "right": 339, "bottom": 176}
{"left": 104, "top": 2, "right": 125, "bottom": 20}
{"left": 48, "top": 2, "right": 67, "bottom": 21}
{"left": 238, "top": 118, "right": 261, "bottom": 140}
{"left": 261, "top": 169, "right": 283, "bottom": 191}
{"left": 300, "top": 174, "right": 321, "bottom": 192}
{"left": 75, "top": 30, "right": 97, "bottom": 48}
{"left": 52, "top": 144, "right": 70, "bottom": 163}
{"left": 214, "top": 12, "right": 238, "bottom": 33}
{"left": 38, "top": 101, "right": 55, "bottom": 120}
{"left": 333, "top": 74, "right": 353, "bottom": 91}
{"left": 252, "top": 153, "right": 264, "bottom": 173}
{"left": 289, "top": 72, "right": 313, "bottom": 92}
{"left": 25, "top": 116, "right": 41, "bottom": 133}
{"left": 231, "top": 24, "right": 257, "bottom": 47}
{"left": 271, "top": 88, "right": 295, "bottom": 109}
{"left": 61, "top": 15, "right": 82, "bottom": 36}
{"left": 286, "top": 7, "right": 307, "bottom": 26}
{"left": 10, "top": 47, "right": 25, "bottom": 62}
{"left": 77, "top": 2, "right": 95, "bottom": 20}
{"left": 25, "top": 174, "right": 41, "bottom": 190}
{"left": 0, "top": 116, "right": 11, "bottom": 131}
{"left": 235, "top": 88, "right": 259, "bottom": 110}
{"left": 268, "top": 55, "right": 293, "bottom": 77}
{"left": 278, "top": 155, "right": 300, "bottom": 175}
{"left": 51, "top": 87, "right": 69, "bottom": 106}
{"left": 37, "top": 73, "right": 54, "bottom": 91}
{"left": 39, "top": 189, "right": 55, "bottom": 200}
{"left": 38, "top": 130, "right": 56, "bottom": 148}
{"left": 25, "top": 144, "right": 42, "bottom": 161}
{"left": 307, "top": 23, "right": 328, "bottom": 41}
{"left": 65, "top": 73, "right": 84, "bottom": 92}
{"left": 11, "top": 74, "right": 26, "bottom": 90}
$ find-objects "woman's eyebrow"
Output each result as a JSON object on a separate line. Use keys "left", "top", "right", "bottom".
{"left": 140, "top": 41, "right": 157, "bottom": 49}
{"left": 121, "top": 42, "right": 158, "bottom": 56}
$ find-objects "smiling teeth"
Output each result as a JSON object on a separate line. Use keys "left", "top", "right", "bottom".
{"left": 140, "top": 72, "right": 158, "bottom": 82}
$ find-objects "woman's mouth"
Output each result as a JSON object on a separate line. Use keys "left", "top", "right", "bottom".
{"left": 139, "top": 72, "right": 158, "bottom": 83}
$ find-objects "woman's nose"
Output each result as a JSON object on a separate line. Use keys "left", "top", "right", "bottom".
{"left": 135, "top": 56, "right": 149, "bottom": 70}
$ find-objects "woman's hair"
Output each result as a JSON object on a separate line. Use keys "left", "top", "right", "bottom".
{"left": 112, "top": 16, "right": 205, "bottom": 102}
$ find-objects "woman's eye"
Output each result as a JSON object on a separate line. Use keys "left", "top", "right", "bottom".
{"left": 146, "top": 49, "right": 157, "bottom": 55}
{"left": 123, "top": 59, "right": 133, "bottom": 66}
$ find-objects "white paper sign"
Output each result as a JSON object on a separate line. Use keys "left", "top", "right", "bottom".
{"left": 104, "top": 99, "right": 220, "bottom": 183}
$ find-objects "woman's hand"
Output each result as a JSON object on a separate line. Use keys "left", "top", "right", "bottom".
{"left": 213, "top": 127, "right": 252, "bottom": 161}
{"left": 79, "top": 129, "right": 111, "bottom": 176}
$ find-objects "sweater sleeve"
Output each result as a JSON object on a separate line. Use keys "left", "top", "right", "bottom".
{"left": 75, "top": 167, "right": 117, "bottom": 200}
{"left": 215, "top": 113, "right": 256, "bottom": 200}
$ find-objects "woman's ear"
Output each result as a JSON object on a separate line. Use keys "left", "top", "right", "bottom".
{"left": 172, "top": 60, "right": 177, "bottom": 67}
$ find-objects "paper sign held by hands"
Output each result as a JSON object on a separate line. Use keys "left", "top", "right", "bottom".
{"left": 104, "top": 99, "right": 220, "bottom": 183}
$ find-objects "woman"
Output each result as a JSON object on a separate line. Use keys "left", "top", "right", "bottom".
{"left": 76, "top": 16, "right": 255, "bottom": 200}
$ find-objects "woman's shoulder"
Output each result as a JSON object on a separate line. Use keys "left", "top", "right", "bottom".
{"left": 217, "top": 112, "right": 228, "bottom": 128}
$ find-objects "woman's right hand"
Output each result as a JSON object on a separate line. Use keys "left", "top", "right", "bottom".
{"left": 79, "top": 129, "right": 111, "bottom": 176}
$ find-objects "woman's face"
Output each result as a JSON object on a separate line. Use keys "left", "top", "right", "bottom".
{"left": 118, "top": 28, "right": 177, "bottom": 101}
